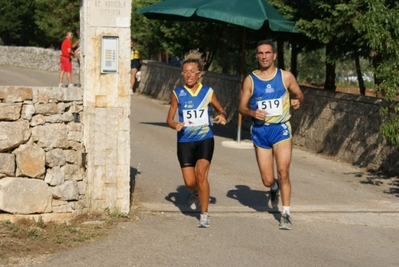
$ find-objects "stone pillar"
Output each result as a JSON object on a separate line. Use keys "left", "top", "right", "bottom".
{"left": 81, "top": 0, "right": 131, "bottom": 213}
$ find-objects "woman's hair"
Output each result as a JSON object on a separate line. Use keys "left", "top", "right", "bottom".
{"left": 182, "top": 49, "right": 205, "bottom": 71}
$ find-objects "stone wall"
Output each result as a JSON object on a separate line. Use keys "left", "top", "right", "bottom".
{"left": 0, "top": 86, "right": 86, "bottom": 215}
{"left": 0, "top": 46, "right": 79, "bottom": 74}
{"left": 137, "top": 61, "right": 399, "bottom": 176}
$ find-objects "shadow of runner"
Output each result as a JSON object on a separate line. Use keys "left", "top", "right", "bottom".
{"left": 226, "top": 185, "right": 280, "bottom": 222}
{"left": 165, "top": 185, "right": 217, "bottom": 219}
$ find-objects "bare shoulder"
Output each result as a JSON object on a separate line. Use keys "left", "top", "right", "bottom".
{"left": 281, "top": 69, "right": 296, "bottom": 81}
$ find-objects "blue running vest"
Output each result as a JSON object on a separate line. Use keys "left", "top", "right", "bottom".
{"left": 249, "top": 69, "right": 291, "bottom": 124}
{"left": 173, "top": 83, "right": 214, "bottom": 143}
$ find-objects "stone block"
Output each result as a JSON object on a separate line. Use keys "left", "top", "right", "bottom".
{"left": 0, "top": 177, "right": 52, "bottom": 214}
{"left": 45, "top": 166, "right": 64, "bottom": 186}
{"left": 32, "top": 123, "right": 69, "bottom": 149}
{"left": 45, "top": 148, "right": 66, "bottom": 167}
{"left": 2, "top": 87, "right": 33, "bottom": 103}
{"left": 0, "top": 120, "right": 30, "bottom": 152}
{"left": 14, "top": 144, "right": 46, "bottom": 178}
{"left": 21, "top": 104, "right": 35, "bottom": 120}
{"left": 30, "top": 114, "right": 46, "bottom": 126}
{"left": 58, "top": 180, "right": 79, "bottom": 201}
{"left": 0, "top": 103, "right": 22, "bottom": 121}
{"left": 34, "top": 103, "right": 59, "bottom": 115}
{"left": 61, "top": 163, "right": 82, "bottom": 181}
{"left": 0, "top": 153, "right": 15, "bottom": 177}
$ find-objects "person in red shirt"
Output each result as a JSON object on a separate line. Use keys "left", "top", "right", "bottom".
{"left": 58, "top": 31, "right": 74, "bottom": 87}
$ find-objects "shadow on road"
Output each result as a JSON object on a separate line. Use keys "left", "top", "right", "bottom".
{"left": 130, "top": 167, "right": 140, "bottom": 199}
{"left": 165, "top": 185, "right": 217, "bottom": 219}
{"left": 226, "top": 185, "right": 280, "bottom": 222}
{"left": 346, "top": 171, "right": 399, "bottom": 197}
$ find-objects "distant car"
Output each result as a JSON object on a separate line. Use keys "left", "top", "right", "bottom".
{"left": 168, "top": 56, "right": 181, "bottom": 67}
{"left": 344, "top": 74, "right": 373, "bottom": 82}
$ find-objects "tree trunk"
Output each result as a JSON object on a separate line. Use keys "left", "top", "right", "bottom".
{"left": 372, "top": 50, "right": 385, "bottom": 97}
{"left": 277, "top": 39, "right": 285, "bottom": 70}
{"left": 290, "top": 41, "right": 298, "bottom": 78}
{"left": 324, "top": 43, "right": 336, "bottom": 91}
{"left": 355, "top": 56, "right": 366, "bottom": 95}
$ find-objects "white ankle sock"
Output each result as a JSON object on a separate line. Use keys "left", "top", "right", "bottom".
{"left": 282, "top": 206, "right": 290, "bottom": 215}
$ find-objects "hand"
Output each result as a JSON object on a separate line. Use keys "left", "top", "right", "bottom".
{"left": 254, "top": 110, "right": 266, "bottom": 121}
{"left": 175, "top": 122, "right": 184, "bottom": 131}
{"left": 291, "top": 99, "right": 301, "bottom": 110}
{"left": 215, "top": 114, "right": 226, "bottom": 125}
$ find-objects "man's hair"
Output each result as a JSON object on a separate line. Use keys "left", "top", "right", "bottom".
{"left": 256, "top": 40, "right": 276, "bottom": 53}
{"left": 182, "top": 49, "right": 205, "bottom": 71}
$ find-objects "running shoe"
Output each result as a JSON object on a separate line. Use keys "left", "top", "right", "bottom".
{"left": 270, "top": 178, "right": 279, "bottom": 203}
{"left": 189, "top": 192, "right": 199, "bottom": 210}
{"left": 198, "top": 213, "right": 210, "bottom": 228}
{"left": 279, "top": 213, "right": 292, "bottom": 230}
{"left": 135, "top": 71, "right": 141, "bottom": 82}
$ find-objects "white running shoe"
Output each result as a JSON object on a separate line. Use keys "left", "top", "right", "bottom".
{"left": 198, "top": 213, "right": 210, "bottom": 228}
{"left": 58, "top": 83, "right": 63, "bottom": 88}
{"left": 279, "top": 213, "right": 292, "bottom": 230}
{"left": 67, "top": 84, "right": 75, "bottom": 88}
{"left": 135, "top": 71, "right": 141, "bottom": 82}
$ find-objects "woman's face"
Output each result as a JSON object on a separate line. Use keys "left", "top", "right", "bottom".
{"left": 182, "top": 62, "right": 201, "bottom": 88}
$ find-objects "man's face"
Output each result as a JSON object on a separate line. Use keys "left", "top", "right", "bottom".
{"left": 256, "top": 44, "right": 276, "bottom": 69}
{"left": 67, "top": 32, "right": 73, "bottom": 40}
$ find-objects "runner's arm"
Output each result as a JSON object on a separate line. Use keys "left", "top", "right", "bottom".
{"left": 166, "top": 91, "right": 184, "bottom": 131}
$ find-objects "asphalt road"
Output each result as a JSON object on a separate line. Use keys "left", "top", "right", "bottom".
{"left": 1, "top": 66, "right": 398, "bottom": 267}
{"left": 0, "top": 66, "right": 79, "bottom": 87}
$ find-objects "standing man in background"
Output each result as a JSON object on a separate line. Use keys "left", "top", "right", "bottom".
{"left": 239, "top": 40, "right": 304, "bottom": 230}
{"left": 72, "top": 29, "right": 81, "bottom": 87}
{"left": 130, "top": 36, "right": 142, "bottom": 94}
{"left": 58, "top": 31, "right": 74, "bottom": 88}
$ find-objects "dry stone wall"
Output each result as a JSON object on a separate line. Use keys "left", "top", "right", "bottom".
{"left": 137, "top": 61, "right": 399, "bottom": 176}
{"left": 0, "top": 46, "right": 79, "bottom": 74}
{"left": 0, "top": 86, "right": 86, "bottom": 215}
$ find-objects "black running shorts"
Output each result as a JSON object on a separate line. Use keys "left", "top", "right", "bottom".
{"left": 177, "top": 138, "right": 214, "bottom": 168}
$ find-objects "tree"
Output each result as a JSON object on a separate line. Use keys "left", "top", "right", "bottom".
{"left": 133, "top": 0, "right": 243, "bottom": 73}
{"left": 354, "top": 0, "right": 399, "bottom": 145}
{"left": 270, "top": 0, "right": 371, "bottom": 92}
{"left": 0, "top": 0, "right": 38, "bottom": 46}
{"left": 34, "top": 0, "right": 80, "bottom": 47}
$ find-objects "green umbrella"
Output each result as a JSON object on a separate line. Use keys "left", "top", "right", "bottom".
{"left": 137, "top": 0, "right": 298, "bottom": 142}
{"left": 137, "top": 0, "right": 297, "bottom": 32}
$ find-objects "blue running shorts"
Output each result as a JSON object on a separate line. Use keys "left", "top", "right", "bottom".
{"left": 251, "top": 121, "right": 291, "bottom": 149}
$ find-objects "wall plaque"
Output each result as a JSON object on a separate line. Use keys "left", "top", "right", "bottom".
{"left": 90, "top": 0, "right": 130, "bottom": 27}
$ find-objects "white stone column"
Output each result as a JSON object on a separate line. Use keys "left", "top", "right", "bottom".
{"left": 81, "top": 0, "right": 131, "bottom": 214}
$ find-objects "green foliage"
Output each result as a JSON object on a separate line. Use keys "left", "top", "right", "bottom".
{"left": 0, "top": 0, "right": 37, "bottom": 45}
{"left": 133, "top": 0, "right": 247, "bottom": 73}
{"left": 354, "top": 0, "right": 399, "bottom": 144}
{"left": 297, "top": 48, "right": 326, "bottom": 85}
{"left": 34, "top": 0, "right": 80, "bottom": 47}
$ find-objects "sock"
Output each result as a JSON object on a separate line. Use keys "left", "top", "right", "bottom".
{"left": 271, "top": 179, "right": 278, "bottom": 191}
{"left": 282, "top": 206, "right": 290, "bottom": 215}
